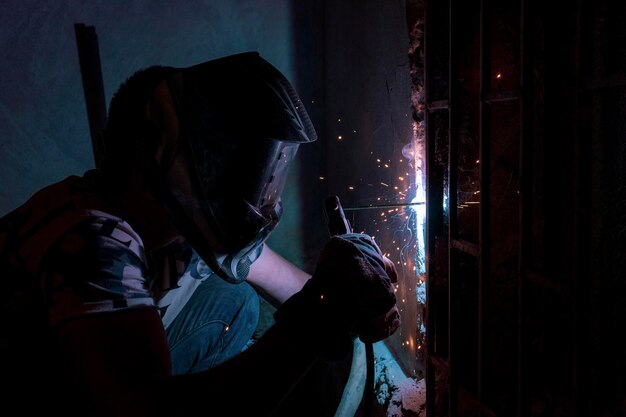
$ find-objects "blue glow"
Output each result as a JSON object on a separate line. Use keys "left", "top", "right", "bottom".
{"left": 408, "top": 194, "right": 426, "bottom": 276}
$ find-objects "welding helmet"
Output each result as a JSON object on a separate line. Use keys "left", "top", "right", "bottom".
{"left": 135, "top": 52, "right": 317, "bottom": 283}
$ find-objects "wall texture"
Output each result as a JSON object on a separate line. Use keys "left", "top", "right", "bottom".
{"left": 0, "top": 0, "right": 314, "bottom": 266}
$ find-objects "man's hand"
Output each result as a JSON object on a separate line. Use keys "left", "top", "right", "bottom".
{"left": 275, "top": 233, "right": 401, "bottom": 360}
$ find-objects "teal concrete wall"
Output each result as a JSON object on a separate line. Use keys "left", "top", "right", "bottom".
{"left": 0, "top": 0, "right": 314, "bottom": 268}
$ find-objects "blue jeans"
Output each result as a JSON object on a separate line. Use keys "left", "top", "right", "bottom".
{"left": 165, "top": 274, "right": 260, "bottom": 374}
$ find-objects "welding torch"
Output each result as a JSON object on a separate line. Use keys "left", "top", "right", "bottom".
{"left": 324, "top": 195, "right": 400, "bottom": 417}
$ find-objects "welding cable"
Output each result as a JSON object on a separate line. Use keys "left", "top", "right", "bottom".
{"left": 362, "top": 340, "right": 375, "bottom": 417}
{"left": 334, "top": 340, "right": 366, "bottom": 417}
{"left": 332, "top": 338, "right": 376, "bottom": 417}
{"left": 333, "top": 337, "right": 379, "bottom": 417}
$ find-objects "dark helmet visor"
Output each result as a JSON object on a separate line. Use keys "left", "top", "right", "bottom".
{"left": 157, "top": 52, "right": 316, "bottom": 282}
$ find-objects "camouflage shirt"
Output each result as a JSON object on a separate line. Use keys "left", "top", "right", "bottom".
{"left": 0, "top": 169, "right": 211, "bottom": 331}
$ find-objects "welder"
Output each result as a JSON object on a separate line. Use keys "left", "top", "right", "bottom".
{"left": 0, "top": 52, "right": 400, "bottom": 416}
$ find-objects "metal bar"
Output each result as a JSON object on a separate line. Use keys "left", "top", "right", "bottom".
{"left": 572, "top": 1, "right": 585, "bottom": 414}
{"left": 429, "top": 353, "right": 451, "bottom": 371}
{"left": 424, "top": 0, "right": 449, "bottom": 415}
{"left": 448, "top": 0, "right": 459, "bottom": 414}
{"left": 518, "top": 0, "right": 533, "bottom": 414}
{"left": 427, "top": 99, "right": 450, "bottom": 111}
{"left": 525, "top": 271, "right": 571, "bottom": 296}
{"left": 342, "top": 202, "right": 425, "bottom": 212}
{"left": 74, "top": 23, "right": 107, "bottom": 169}
{"left": 482, "top": 90, "right": 520, "bottom": 103}
{"left": 478, "top": 0, "right": 493, "bottom": 410}
{"left": 451, "top": 238, "right": 480, "bottom": 258}
{"left": 583, "top": 74, "right": 626, "bottom": 90}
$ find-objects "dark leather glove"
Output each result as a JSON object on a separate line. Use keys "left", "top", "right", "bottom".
{"left": 274, "top": 233, "right": 401, "bottom": 360}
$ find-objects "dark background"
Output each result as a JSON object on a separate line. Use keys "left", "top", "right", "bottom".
{"left": 3, "top": 1, "right": 625, "bottom": 416}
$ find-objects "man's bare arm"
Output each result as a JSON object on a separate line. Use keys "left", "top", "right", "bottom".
{"left": 246, "top": 244, "right": 311, "bottom": 306}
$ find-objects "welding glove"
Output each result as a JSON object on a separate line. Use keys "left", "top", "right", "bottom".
{"left": 274, "top": 233, "right": 401, "bottom": 360}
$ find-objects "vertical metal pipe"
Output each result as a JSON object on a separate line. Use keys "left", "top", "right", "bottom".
{"left": 571, "top": 1, "right": 585, "bottom": 414}
{"left": 478, "top": 0, "right": 492, "bottom": 409}
{"left": 518, "top": 0, "right": 533, "bottom": 415}
{"left": 423, "top": 1, "right": 436, "bottom": 415}
{"left": 448, "top": 0, "right": 459, "bottom": 414}
{"left": 74, "top": 23, "right": 107, "bottom": 169}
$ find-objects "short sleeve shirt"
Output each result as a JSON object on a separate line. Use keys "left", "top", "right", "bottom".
{"left": 0, "top": 171, "right": 156, "bottom": 328}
